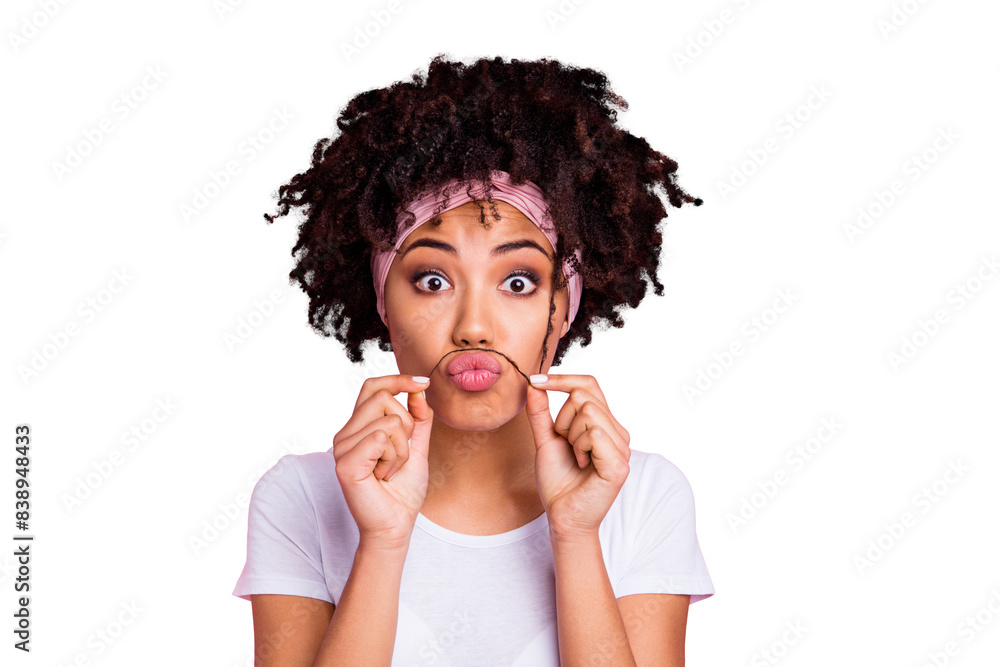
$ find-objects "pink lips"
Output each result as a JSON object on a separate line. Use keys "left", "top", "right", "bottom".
{"left": 446, "top": 352, "right": 502, "bottom": 392}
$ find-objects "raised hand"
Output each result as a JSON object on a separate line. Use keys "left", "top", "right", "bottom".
{"left": 332, "top": 375, "right": 434, "bottom": 550}
{"left": 524, "top": 374, "right": 631, "bottom": 540}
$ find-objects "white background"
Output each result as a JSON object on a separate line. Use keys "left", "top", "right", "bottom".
{"left": 3, "top": 0, "right": 999, "bottom": 665}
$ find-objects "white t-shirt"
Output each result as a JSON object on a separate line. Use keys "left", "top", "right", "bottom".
{"left": 233, "top": 447, "right": 714, "bottom": 666}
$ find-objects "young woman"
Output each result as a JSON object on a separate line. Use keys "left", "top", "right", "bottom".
{"left": 233, "top": 54, "right": 714, "bottom": 666}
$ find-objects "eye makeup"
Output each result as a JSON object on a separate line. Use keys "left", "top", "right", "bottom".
{"left": 409, "top": 268, "right": 544, "bottom": 297}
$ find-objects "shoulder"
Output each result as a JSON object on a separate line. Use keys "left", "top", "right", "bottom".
{"left": 623, "top": 449, "right": 695, "bottom": 502}
{"left": 256, "top": 449, "right": 335, "bottom": 483}
{"left": 613, "top": 448, "right": 699, "bottom": 525}
{"left": 609, "top": 449, "right": 716, "bottom": 602}
{"left": 249, "top": 449, "right": 340, "bottom": 511}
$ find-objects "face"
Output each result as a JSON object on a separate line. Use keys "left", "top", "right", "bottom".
{"left": 383, "top": 200, "right": 571, "bottom": 431}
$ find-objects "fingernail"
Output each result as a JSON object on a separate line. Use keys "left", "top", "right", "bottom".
{"left": 413, "top": 376, "right": 429, "bottom": 384}
{"left": 529, "top": 374, "right": 548, "bottom": 385}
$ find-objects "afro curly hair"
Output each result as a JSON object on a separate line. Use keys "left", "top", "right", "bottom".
{"left": 264, "top": 53, "right": 702, "bottom": 368}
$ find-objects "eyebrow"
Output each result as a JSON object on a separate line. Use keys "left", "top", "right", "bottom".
{"left": 398, "top": 237, "right": 551, "bottom": 260}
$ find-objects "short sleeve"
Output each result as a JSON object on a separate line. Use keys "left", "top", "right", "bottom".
{"left": 232, "top": 455, "right": 333, "bottom": 603}
{"left": 616, "top": 455, "right": 715, "bottom": 604}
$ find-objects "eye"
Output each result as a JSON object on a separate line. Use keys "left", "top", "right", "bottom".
{"left": 413, "top": 270, "right": 453, "bottom": 293}
{"left": 411, "top": 268, "right": 541, "bottom": 296}
{"left": 500, "top": 270, "right": 541, "bottom": 297}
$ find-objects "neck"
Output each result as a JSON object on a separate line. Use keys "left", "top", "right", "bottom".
{"left": 423, "top": 409, "right": 540, "bottom": 513}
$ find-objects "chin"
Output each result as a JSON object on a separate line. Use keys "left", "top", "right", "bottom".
{"left": 429, "top": 394, "right": 523, "bottom": 432}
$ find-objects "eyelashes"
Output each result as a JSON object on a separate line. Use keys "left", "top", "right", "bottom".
{"left": 411, "top": 268, "right": 542, "bottom": 297}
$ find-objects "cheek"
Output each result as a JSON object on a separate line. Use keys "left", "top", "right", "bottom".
{"left": 390, "top": 320, "right": 429, "bottom": 356}
{"left": 384, "top": 290, "right": 423, "bottom": 349}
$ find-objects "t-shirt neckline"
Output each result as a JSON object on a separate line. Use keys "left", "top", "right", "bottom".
{"left": 415, "top": 509, "right": 549, "bottom": 548}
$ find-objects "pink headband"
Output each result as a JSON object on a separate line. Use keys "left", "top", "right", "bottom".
{"left": 371, "top": 170, "right": 584, "bottom": 329}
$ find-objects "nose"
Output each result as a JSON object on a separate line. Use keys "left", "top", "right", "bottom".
{"left": 452, "top": 279, "right": 495, "bottom": 348}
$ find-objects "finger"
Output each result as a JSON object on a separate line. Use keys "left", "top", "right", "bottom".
{"left": 574, "top": 441, "right": 591, "bottom": 469}
{"left": 573, "top": 426, "right": 629, "bottom": 481}
{"left": 553, "top": 389, "right": 629, "bottom": 450}
{"left": 339, "top": 392, "right": 413, "bottom": 448}
{"left": 524, "top": 380, "right": 557, "bottom": 450}
{"left": 337, "top": 428, "right": 397, "bottom": 485}
{"left": 405, "top": 387, "right": 434, "bottom": 461}
{"left": 353, "top": 374, "right": 431, "bottom": 413}
{"left": 564, "top": 400, "right": 627, "bottom": 456}
{"left": 337, "top": 413, "right": 408, "bottom": 480}
{"left": 376, "top": 379, "right": 435, "bottom": 481}
{"left": 530, "top": 374, "right": 608, "bottom": 405}
{"left": 537, "top": 379, "right": 629, "bottom": 446}
{"left": 339, "top": 377, "right": 429, "bottom": 448}
{"left": 383, "top": 387, "right": 434, "bottom": 481}
{"left": 370, "top": 429, "right": 399, "bottom": 481}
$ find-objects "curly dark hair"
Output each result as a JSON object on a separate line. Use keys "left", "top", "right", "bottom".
{"left": 263, "top": 53, "right": 702, "bottom": 368}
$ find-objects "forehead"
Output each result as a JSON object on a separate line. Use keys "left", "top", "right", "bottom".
{"left": 403, "top": 200, "right": 554, "bottom": 253}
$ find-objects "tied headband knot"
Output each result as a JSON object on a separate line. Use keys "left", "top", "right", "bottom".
{"left": 370, "top": 170, "right": 584, "bottom": 328}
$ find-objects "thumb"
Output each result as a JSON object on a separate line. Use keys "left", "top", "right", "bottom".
{"left": 524, "top": 382, "right": 556, "bottom": 451}
{"left": 406, "top": 389, "right": 434, "bottom": 459}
